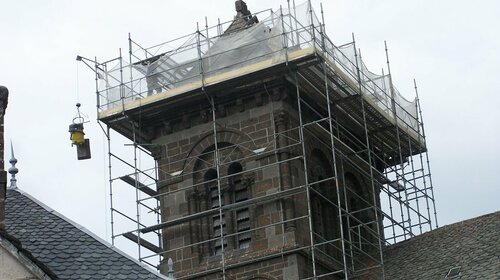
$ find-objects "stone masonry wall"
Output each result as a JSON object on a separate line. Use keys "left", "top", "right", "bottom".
{"left": 153, "top": 86, "right": 304, "bottom": 279}
{"left": 150, "top": 83, "right": 379, "bottom": 279}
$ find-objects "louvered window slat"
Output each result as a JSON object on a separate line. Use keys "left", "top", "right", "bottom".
{"left": 236, "top": 209, "right": 249, "bottom": 220}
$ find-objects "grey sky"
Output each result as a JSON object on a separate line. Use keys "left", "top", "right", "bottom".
{"left": 1, "top": 0, "right": 498, "bottom": 259}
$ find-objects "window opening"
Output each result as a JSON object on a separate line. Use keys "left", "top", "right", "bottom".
{"left": 205, "top": 169, "right": 226, "bottom": 256}
{"left": 228, "top": 162, "right": 251, "bottom": 249}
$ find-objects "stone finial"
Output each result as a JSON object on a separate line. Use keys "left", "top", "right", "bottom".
{"left": 167, "top": 258, "right": 174, "bottom": 278}
{"left": 235, "top": 0, "right": 250, "bottom": 15}
{"left": 234, "top": 0, "right": 258, "bottom": 24}
{"left": 224, "top": 0, "right": 258, "bottom": 34}
{"left": 8, "top": 142, "right": 18, "bottom": 189}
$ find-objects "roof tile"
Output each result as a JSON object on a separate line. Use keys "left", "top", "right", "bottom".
{"left": 6, "top": 189, "right": 167, "bottom": 280}
{"left": 382, "top": 211, "right": 500, "bottom": 279}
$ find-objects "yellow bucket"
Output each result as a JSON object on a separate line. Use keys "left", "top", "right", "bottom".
{"left": 69, "top": 123, "right": 85, "bottom": 145}
{"left": 70, "top": 130, "right": 85, "bottom": 145}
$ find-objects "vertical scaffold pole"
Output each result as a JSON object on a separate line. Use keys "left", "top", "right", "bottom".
{"left": 292, "top": 0, "right": 300, "bottom": 46}
{"left": 217, "top": 18, "right": 222, "bottom": 37}
{"left": 198, "top": 18, "right": 226, "bottom": 278}
{"left": 196, "top": 23, "right": 206, "bottom": 91}
{"left": 294, "top": 72, "right": 317, "bottom": 279}
{"left": 211, "top": 96, "right": 226, "bottom": 280}
{"left": 280, "top": 6, "right": 289, "bottom": 65}
{"left": 320, "top": 3, "right": 326, "bottom": 37}
{"left": 321, "top": 34, "right": 349, "bottom": 279}
{"left": 128, "top": 33, "right": 134, "bottom": 99}
{"left": 154, "top": 157, "right": 162, "bottom": 265}
{"left": 385, "top": 41, "right": 413, "bottom": 240}
{"left": 131, "top": 121, "right": 142, "bottom": 261}
{"left": 354, "top": 36, "right": 385, "bottom": 279}
{"left": 413, "top": 79, "right": 438, "bottom": 229}
{"left": 205, "top": 17, "right": 210, "bottom": 49}
{"left": 308, "top": 0, "right": 316, "bottom": 47}
{"left": 94, "top": 57, "right": 100, "bottom": 110}
{"left": 320, "top": 4, "right": 326, "bottom": 52}
{"left": 407, "top": 132, "right": 423, "bottom": 234}
{"left": 287, "top": 0, "right": 295, "bottom": 46}
{"left": 106, "top": 125, "right": 115, "bottom": 246}
{"left": 381, "top": 67, "right": 397, "bottom": 242}
{"left": 119, "top": 48, "right": 125, "bottom": 112}
{"left": 413, "top": 80, "right": 430, "bottom": 230}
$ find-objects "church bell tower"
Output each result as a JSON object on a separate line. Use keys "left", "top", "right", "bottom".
{"left": 88, "top": 1, "right": 437, "bottom": 279}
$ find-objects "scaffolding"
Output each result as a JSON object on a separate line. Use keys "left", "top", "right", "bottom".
{"left": 81, "top": 1, "right": 438, "bottom": 279}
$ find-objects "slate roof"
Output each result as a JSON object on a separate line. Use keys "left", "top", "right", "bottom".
{"left": 383, "top": 211, "right": 500, "bottom": 280}
{"left": 5, "top": 188, "right": 168, "bottom": 280}
{"left": 0, "top": 228, "right": 57, "bottom": 279}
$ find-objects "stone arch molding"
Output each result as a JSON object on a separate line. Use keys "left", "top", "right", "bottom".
{"left": 182, "top": 128, "right": 257, "bottom": 173}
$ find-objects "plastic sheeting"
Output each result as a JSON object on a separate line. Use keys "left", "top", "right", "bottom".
{"left": 97, "top": 1, "right": 418, "bottom": 132}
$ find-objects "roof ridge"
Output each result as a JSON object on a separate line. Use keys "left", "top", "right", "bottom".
{"left": 8, "top": 188, "right": 170, "bottom": 280}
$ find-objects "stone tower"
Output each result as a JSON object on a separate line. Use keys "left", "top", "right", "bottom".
{"left": 93, "top": 1, "right": 436, "bottom": 279}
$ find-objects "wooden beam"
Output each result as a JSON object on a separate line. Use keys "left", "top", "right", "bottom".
{"left": 123, "top": 232, "right": 162, "bottom": 254}
{"left": 120, "top": 175, "right": 159, "bottom": 198}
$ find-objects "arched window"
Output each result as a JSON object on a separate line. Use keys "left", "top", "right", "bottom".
{"left": 205, "top": 169, "right": 226, "bottom": 256}
{"left": 345, "top": 173, "right": 366, "bottom": 226}
{"left": 195, "top": 142, "right": 252, "bottom": 256}
{"left": 228, "top": 162, "right": 251, "bottom": 249}
{"left": 345, "top": 172, "right": 372, "bottom": 250}
{"left": 309, "top": 150, "right": 338, "bottom": 250}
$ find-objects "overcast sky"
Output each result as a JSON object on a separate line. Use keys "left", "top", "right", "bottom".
{"left": 1, "top": 0, "right": 499, "bottom": 259}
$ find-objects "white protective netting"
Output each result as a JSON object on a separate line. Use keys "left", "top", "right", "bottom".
{"left": 97, "top": 1, "right": 418, "bottom": 132}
